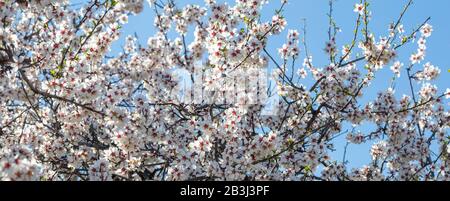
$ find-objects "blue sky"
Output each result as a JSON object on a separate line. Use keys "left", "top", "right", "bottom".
{"left": 106, "top": 0, "right": 450, "bottom": 169}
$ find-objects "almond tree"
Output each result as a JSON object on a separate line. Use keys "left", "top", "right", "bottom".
{"left": 0, "top": 0, "right": 449, "bottom": 181}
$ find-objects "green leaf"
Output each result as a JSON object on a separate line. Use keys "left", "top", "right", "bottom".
{"left": 243, "top": 16, "right": 250, "bottom": 25}
{"left": 50, "top": 70, "right": 62, "bottom": 78}
{"left": 286, "top": 138, "right": 294, "bottom": 145}
{"left": 221, "top": 47, "right": 228, "bottom": 54}
{"left": 304, "top": 165, "right": 312, "bottom": 173}
{"left": 50, "top": 69, "right": 57, "bottom": 77}
{"left": 110, "top": 0, "right": 118, "bottom": 7}
{"left": 343, "top": 89, "right": 353, "bottom": 96}
{"left": 402, "top": 36, "right": 408, "bottom": 44}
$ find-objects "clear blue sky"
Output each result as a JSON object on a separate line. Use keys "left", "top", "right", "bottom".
{"left": 107, "top": 0, "right": 450, "bottom": 169}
